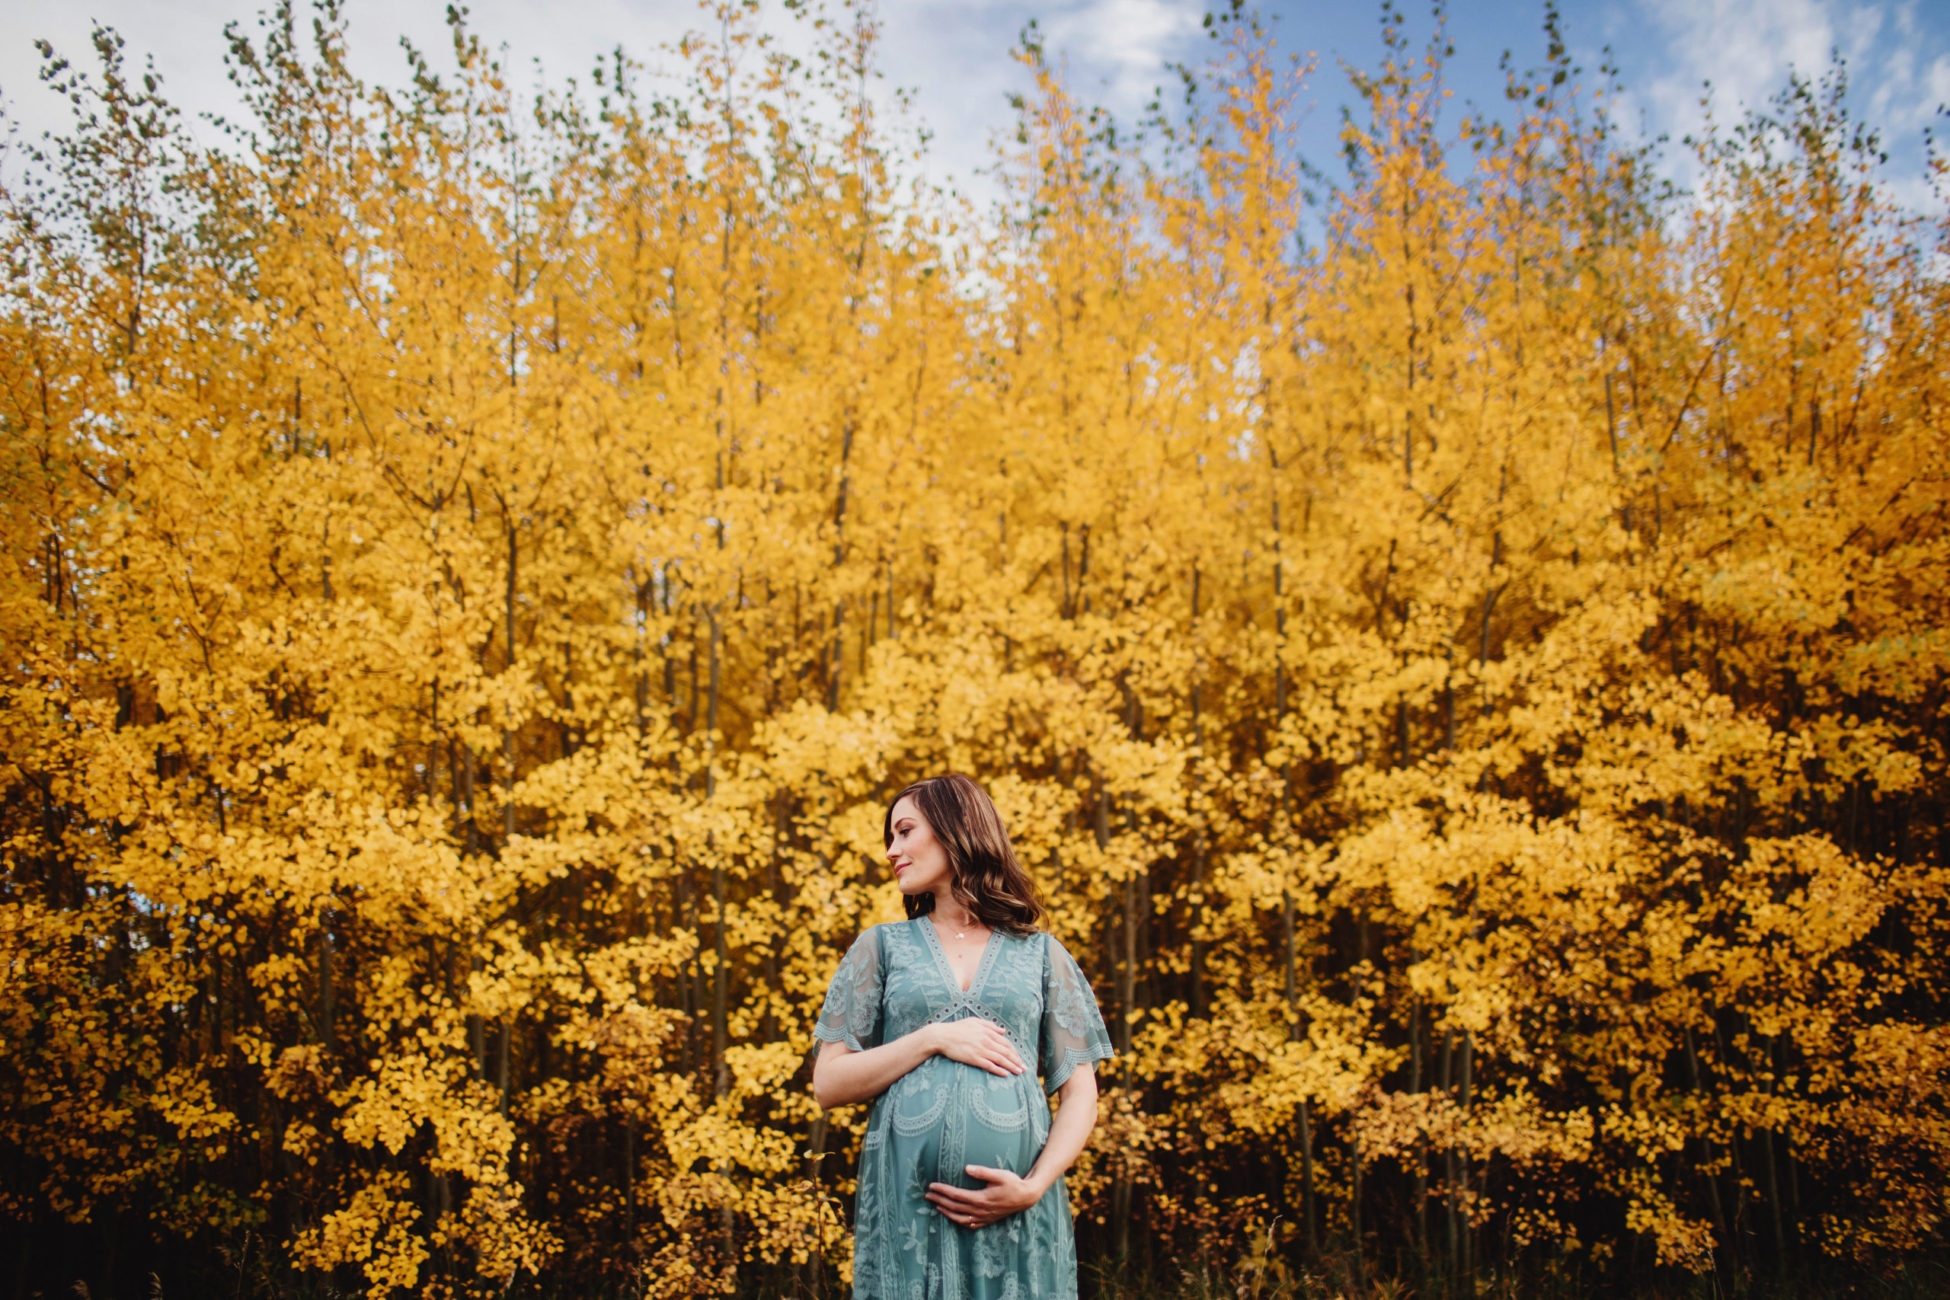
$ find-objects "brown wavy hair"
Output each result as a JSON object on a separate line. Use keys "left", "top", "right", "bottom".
{"left": 885, "top": 774, "right": 1045, "bottom": 935}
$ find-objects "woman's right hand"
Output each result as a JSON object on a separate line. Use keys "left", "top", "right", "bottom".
{"left": 928, "top": 1018, "right": 1026, "bottom": 1077}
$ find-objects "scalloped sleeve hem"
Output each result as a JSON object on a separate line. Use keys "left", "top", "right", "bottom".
{"left": 813, "top": 926, "right": 884, "bottom": 1056}
{"left": 1039, "top": 933, "right": 1116, "bottom": 1096}
{"left": 812, "top": 1021, "right": 871, "bottom": 1055}
{"left": 1043, "top": 1043, "right": 1114, "bottom": 1096}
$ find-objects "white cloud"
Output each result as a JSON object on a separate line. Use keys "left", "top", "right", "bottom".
{"left": 1608, "top": 0, "right": 1947, "bottom": 213}
{"left": 1624, "top": 0, "right": 1946, "bottom": 140}
{"left": 1043, "top": 0, "right": 1203, "bottom": 111}
{"left": 1634, "top": 0, "right": 1863, "bottom": 133}
{"left": 1, "top": 0, "right": 705, "bottom": 154}
{"left": 1, "top": 0, "right": 1211, "bottom": 225}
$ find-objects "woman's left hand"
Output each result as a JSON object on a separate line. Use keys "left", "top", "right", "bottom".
{"left": 926, "top": 1165, "right": 1042, "bottom": 1229}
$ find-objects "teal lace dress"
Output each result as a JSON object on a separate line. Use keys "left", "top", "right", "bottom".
{"left": 814, "top": 917, "right": 1116, "bottom": 1299}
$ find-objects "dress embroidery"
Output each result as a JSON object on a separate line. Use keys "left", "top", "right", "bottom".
{"left": 813, "top": 919, "right": 1116, "bottom": 1299}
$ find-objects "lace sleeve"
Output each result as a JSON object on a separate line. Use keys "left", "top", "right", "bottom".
{"left": 814, "top": 927, "right": 883, "bottom": 1053}
{"left": 1040, "top": 934, "right": 1115, "bottom": 1095}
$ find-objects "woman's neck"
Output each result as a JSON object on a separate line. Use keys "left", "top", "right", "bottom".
{"left": 932, "top": 898, "right": 982, "bottom": 933}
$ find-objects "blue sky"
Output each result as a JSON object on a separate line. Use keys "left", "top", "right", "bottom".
{"left": 3, "top": 0, "right": 1945, "bottom": 216}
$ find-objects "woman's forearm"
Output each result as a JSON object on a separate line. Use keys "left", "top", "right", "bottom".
{"left": 1024, "top": 1066, "right": 1099, "bottom": 1197}
{"left": 814, "top": 1026, "right": 939, "bottom": 1109}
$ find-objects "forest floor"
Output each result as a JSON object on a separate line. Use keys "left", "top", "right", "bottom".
{"left": 24, "top": 1247, "right": 1950, "bottom": 1299}
{"left": 1077, "top": 1249, "right": 1950, "bottom": 1300}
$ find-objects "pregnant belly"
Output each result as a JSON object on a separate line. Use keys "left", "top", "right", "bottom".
{"left": 882, "top": 1055, "right": 1046, "bottom": 1188}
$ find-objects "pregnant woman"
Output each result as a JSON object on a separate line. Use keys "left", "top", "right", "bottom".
{"left": 813, "top": 773, "right": 1115, "bottom": 1299}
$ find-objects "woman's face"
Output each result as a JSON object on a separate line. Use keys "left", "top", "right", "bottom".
{"left": 887, "top": 795, "right": 953, "bottom": 900}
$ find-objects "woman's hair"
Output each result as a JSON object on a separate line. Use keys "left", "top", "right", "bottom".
{"left": 884, "top": 774, "right": 1045, "bottom": 935}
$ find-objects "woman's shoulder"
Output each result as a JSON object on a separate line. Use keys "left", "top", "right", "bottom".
{"left": 835, "top": 920, "right": 898, "bottom": 957}
{"left": 1032, "top": 929, "right": 1093, "bottom": 970}
{"left": 1003, "top": 925, "right": 1057, "bottom": 959}
{"left": 848, "top": 917, "right": 919, "bottom": 950}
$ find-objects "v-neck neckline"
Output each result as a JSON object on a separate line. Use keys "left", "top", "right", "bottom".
{"left": 918, "top": 914, "right": 999, "bottom": 997}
